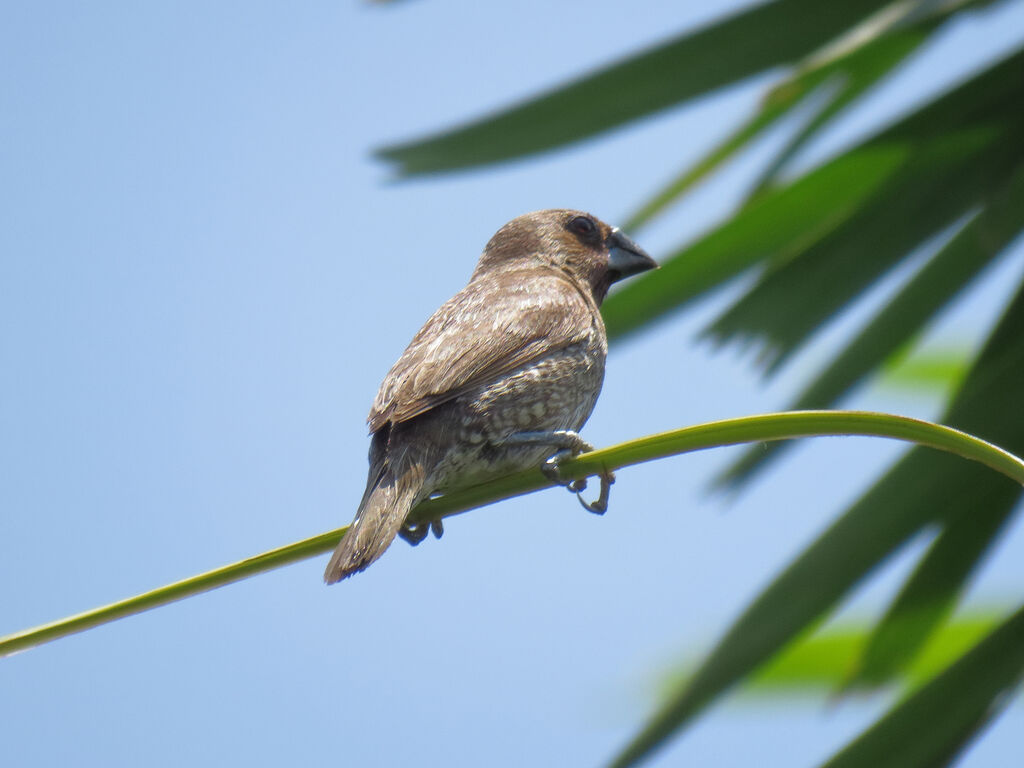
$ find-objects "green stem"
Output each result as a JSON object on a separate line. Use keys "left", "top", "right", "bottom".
{"left": 3, "top": 410, "right": 1022, "bottom": 658}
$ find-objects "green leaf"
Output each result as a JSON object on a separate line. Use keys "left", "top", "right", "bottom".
{"left": 657, "top": 613, "right": 1001, "bottom": 697}
{"left": 843, "top": 505, "right": 1017, "bottom": 690}
{"left": 376, "top": 0, "right": 896, "bottom": 175}
{"left": 758, "top": 612, "right": 1002, "bottom": 694}
{"left": 819, "top": 604, "right": 1024, "bottom": 768}
{"left": 742, "top": 24, "right": 927, "bottom": 201}
{"left": 605, "top": 47, "right": 1024, "bottom": 346}
{"left": 628, "top": 10, "right": 938, "bottom": 229}
{"left": 624, "top": 86, "right": 804, "bottom": 232}
{"left": 878, "top": 346, "right": 970, "bottom": 392}
{"left": 609, "top": 451, "right": 951, "bottom": 768}
{"left": 705, "top": 47, "right": 1024, "bottom": 372}
{"left": 603, "top": 145, "right": 907, "bottom": 342}
{"left": 717, "top": 161, "right": 1024, "bottom": 487}
{"left": 607, "top": 282, "right": 1024, "bottom": 768}
{"left": 840, "top": 272, "right": 1024, "bottom": 690}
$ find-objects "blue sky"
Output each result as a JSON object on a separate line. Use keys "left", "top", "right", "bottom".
{"left": 2, "top": 2, "right": 1023, "bottom": 766}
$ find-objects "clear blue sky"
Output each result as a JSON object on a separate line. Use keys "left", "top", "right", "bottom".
{"left": 2, "top": 2, "right": 1023, "bottom": 766}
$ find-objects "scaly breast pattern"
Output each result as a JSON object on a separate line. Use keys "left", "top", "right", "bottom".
{"left": 410, "top": 332, "right": 607, "bottom": 495}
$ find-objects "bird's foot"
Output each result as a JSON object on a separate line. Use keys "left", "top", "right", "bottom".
{"left": 573, "top": 469, "right": 615, "bottom": 515}
{"left": 503, "top": 430, "right": 615, "bottom": 515}
{"left": 398, "top": 518, "right": 444, "bottom": 546}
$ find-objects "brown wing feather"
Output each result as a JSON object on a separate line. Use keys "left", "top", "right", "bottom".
{"left": 368, "top": 267, "right": 597, "bottom": 433}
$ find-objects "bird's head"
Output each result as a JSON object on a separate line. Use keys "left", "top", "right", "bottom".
{"left": 472, "top": 209, "right": 657, "bottom": 304}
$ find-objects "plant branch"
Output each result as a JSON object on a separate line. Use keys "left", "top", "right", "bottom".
{"left": 3, "top": 410, "right": 1022, "bottom": 659}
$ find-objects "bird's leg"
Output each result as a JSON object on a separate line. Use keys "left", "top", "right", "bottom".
{"left": 501, "top": 430, "right": 590, "bottom": 489}
{"left": 501, "top": 430, "right": 615, "bottom": 515}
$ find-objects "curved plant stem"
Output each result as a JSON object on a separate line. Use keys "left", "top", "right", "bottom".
{"left": 2, "top": 410, "right": 1022, "bottom": 658}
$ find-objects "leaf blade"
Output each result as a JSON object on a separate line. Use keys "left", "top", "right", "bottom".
{"left": 843, "top": 505, "right": 1018, "bottom": 690}
{"left": 607, "top": 281, "right": 1024, "bottom": 768}
{"left": 657, "top": 613, "right": 1002, "bottom": 696}
{"left": 377, "top": 0, "right": 894, "bottom": 175}
{"left": 628, "top": 11, "right": 939, "bottom": 229}
{"left": 717, "top": 161, "right": 1024, "bottom": 486}
{"left": 820, "top": 604, "right": 1024, "bottom": 768}
{"left": 603, "top": 144, "right": 907, "bottom": 341}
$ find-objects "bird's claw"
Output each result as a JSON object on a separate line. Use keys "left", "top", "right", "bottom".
{"left": 542, "top": 444, "right": 615, "bottom": 516}
{"left": 398, "top": 518, "right": 444, "bottom": 546}
{"left": 576, "top": 470, "right": 614, "bottom": 515}
{"left": 398, "top": 521, "right": 429, "bottom": 546}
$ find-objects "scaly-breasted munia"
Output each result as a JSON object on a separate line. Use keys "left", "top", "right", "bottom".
{"left": 324, "top": 209, "right": 655, "bottom": 583}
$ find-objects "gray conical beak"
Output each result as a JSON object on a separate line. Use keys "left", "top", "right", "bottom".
{"left": 607, "top": 228, "right": 657, "bottom": 283}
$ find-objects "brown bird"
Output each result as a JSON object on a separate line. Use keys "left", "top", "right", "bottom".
{"left": 324, "top": 209, "right": 656, "bottom": 583}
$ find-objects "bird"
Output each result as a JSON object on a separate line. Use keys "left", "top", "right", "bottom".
{"left": 324, "top": 209, "right": 656, "bottom": 583}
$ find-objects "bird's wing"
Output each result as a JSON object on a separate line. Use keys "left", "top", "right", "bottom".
{"left": 368, "top": 269, "right": 598, "bottom": 433}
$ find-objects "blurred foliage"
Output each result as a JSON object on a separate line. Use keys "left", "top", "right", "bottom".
{"left": 378, "top": 0, "right": 1024, "bottom": 766}
{"left": 878, "top": 345, "right": 971, "bottom": 393}
{"left": 659, "top": 612, "right": 1001, "bottom": 697}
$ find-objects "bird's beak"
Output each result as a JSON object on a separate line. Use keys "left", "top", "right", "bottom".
{"left": 606, "top": 228, "right": 658, "bottom": 283}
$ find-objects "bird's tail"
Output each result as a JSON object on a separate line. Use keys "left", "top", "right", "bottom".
{"left": 323, "top": 458, "right": 426, "bottom": 584}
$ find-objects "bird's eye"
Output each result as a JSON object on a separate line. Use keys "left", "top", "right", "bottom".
{"left": 568, "top": 215, "right": 598, "bottom": 239}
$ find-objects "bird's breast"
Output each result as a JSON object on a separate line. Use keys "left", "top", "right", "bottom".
{"left": 468, "top": 339, "right": 605, "bottom": 433}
